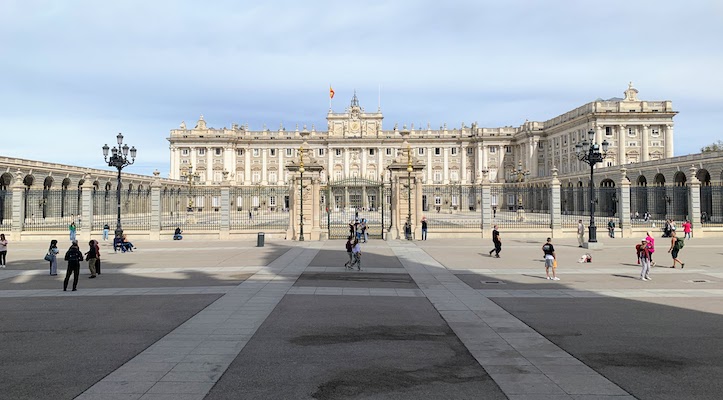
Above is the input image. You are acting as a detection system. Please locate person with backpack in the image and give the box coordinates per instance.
[645,231,656,267]
[607,219,615,238]
[668,230,685,269]
[542,237,559,280]
[636,238,652,281]
[344,236,354,270]
[63,240,84,291]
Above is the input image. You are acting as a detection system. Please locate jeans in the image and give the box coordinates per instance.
[640,257,650,278]
[422,228,427,240]
[103,229,109,241]
[87,258,97,277]
[0,250,6,265]
[70,231,76,241]
[64,263,80,290]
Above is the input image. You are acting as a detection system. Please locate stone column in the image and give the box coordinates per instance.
[328,149,334,182]
[480,171,491,239]
[498,146,506,181]
[224,147,233,177]
[343,148,350,178]
[618,167,632,238]
[286,176,297,240]
[443,147,449,184]
[220,182,230,240]
[414,175,423,239]
[688,166,703,238]
[278,149,284,185]
[391,176,400,240]
[427,149,433,182]
[595,125,603,148]
[617,125,626,166]
[361,147,367,178]
[149,174,161,240]
[550,168,562,237]
[261,149,268,185]
[79,176,94,242]
[665,125,674,158]
[244,148,251,185]
[190,147,197,175]
[11,170,25,240]
[641,125,650,162]
[475,143,482,184]
[170,147,177,179]
[461,144,467,183]
[206,147,213,183]
[377,147,383,177]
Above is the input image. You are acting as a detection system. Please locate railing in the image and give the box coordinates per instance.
[230,186,289,230]
[490,184,551,229]
[630,185,689,229]
[93,189,152,230]
[422,185,481,229]
[0,190,11,230]
[160,187,222,231]
[23,190,81,231]
[701,184,723,226]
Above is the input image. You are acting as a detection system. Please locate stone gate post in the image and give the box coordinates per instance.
[79,175,94,242]
[618,167,632,238]
[688,165,703,238]
[11,170,24,240]
[550,168,562,237]
[220,181,231,240]
[150,171,161,240]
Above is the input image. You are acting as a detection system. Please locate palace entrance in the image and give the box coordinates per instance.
[321,178,390,239]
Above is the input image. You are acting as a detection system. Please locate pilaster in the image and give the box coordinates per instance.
[311,178,322,240]
[219,182,231,240]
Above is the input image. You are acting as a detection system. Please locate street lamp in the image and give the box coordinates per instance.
[510,161,530,209]
[102,133,137,239]
[406,145,413,240]
[574,128,609,243]
[298,146,305,241]
[182,164,201,211]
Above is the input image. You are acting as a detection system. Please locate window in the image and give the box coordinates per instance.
[628,127,635,136]
[318,149,325,156]
[286,148,293,156]
[451,195,458,206]
[651,128,660,137]
[605,127,613,136]
[607,161,613,167]
[538,141,544,149]
[386,148,392,156]
[418,148,425,156]
[489,147,496,153]
[198,148,206,155]
[505,146,512,153]
[433,171,442,181]
[253,149,260,157]
[369,148,375,156]
[335,171,342,180]
[335,149,342,156]
[628,141,638,147]
[252,171,260,183]
[451,171,459,181]
[434,196,441,206]
[212,196,220,207]
[269,172,277,182]
[215,148,222,156]
[434,148,441,155]
[270,149,276,156]
[269,196,277,206]
[181,149,189,156]
[181,159,189,164]
[467,147,473,155]
[451,148,458,155]
[237,149,244,156]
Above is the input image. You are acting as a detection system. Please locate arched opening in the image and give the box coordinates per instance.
[673,171,687,187]
[633,176,649,220]
[0,173,13,224]
[654,173,666,186]
[23,175,34,220]
[599,179,617,217]
[699,169,716,224]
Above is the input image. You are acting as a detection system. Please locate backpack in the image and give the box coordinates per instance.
[345,241,352,252]
[675,238,685,250]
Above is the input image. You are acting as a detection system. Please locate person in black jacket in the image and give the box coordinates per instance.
[85,240,98,278]
[63,241,84,291]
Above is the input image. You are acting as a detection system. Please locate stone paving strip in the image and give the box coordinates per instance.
[449,267,708,275]
[478,288,723,298]
[0,286,235,298]
[0,266,264,279]
[286,286,425,297]
[304,266,407,274]
[391,242,635,400]
[75,244,322,400]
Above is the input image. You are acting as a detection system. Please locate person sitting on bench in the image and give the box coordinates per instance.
[121,234,135,252]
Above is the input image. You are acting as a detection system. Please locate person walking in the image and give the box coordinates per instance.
[637,238,652,281]
[607,219,616,238]
[489,225,501,258]
[85,240,98,278]
[421,217,428,240]
[668,230,685,269]
[683,220,692,239]
[344,236,354,270]
[68,222,77,242]
[63,241,84,291]
[645,231,656,267]
[102,223,110,241]
[0,233,7,268]
[542,237,559,280]
[577,220,585,247]
[361,219,368,243]
[47,239,59,275]
[351,238,362,271]
[93,240,101,275]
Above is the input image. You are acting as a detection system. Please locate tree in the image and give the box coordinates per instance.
[701,140,723,153]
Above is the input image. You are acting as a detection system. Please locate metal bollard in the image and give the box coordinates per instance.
[257,232,265,247]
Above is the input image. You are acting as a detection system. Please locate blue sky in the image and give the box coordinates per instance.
[2,0,722,176]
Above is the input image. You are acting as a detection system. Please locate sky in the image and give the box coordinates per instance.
[1,0,722,177]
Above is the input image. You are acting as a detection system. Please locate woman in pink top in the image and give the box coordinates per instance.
[645,231,656,267]
[683,220,692,239]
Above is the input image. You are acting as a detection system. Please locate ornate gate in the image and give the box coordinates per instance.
[320,178,390,239]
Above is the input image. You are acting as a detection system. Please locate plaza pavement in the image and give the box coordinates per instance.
[0,234,721,399]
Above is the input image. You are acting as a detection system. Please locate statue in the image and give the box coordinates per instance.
[180,121,186,129]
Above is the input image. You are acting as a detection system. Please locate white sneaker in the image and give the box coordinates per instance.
[640,277,648,281]
[546,276,551,280]
[552,277,560,281]
[645,276,651,281]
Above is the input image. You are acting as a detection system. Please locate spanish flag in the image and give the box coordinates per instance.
[329,86,335,99]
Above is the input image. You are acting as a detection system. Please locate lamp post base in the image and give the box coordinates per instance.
[583,241,604,250]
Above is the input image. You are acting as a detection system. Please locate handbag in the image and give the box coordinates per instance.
[44,252,53,262]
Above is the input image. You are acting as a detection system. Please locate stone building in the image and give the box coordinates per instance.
[167,83,676,185]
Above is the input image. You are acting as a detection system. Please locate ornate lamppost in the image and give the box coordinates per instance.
[102,133,137,239]
[182,164,201,211]
[574,128,609,243]
[298,146,305,241]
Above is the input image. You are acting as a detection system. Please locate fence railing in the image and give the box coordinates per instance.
[93,189,152,230]
[230,186,289,230]
[701,184,723,226]
[561,186,619,228]
[630,185,689,229]
[23,189,81,231]
[160,187,222,231]
[422,185,482,229]
[0,190,11,230]
[490,184,551,228]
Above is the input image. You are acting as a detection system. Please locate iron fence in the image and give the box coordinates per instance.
[561,185,620,228]
[700,184,723,226]
[160,187,222,231]
[630,185,689,229]
[322,178,388,238]
[23,189,81,231]
[422,185,482,229]
[92,189,152,230]
[0,190,11,231]
[230,186,289,230]
[490,184,551,228]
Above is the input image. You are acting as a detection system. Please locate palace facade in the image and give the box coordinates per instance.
[167,83,676,185]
